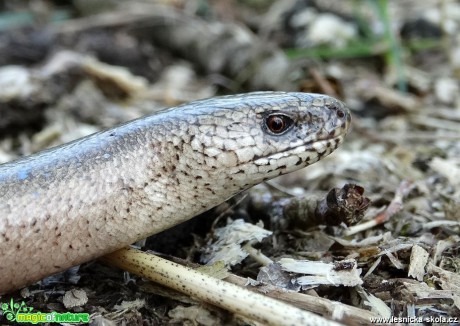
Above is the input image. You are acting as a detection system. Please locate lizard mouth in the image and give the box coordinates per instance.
[255,134,346,165]
[259,111,350,159]
[253,110,351,171]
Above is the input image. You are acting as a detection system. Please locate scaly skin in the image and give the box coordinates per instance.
[0,92,351,293]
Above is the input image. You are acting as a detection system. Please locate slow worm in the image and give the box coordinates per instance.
[0,92,350,293]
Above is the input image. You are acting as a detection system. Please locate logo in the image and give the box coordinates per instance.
[1,299,90,324]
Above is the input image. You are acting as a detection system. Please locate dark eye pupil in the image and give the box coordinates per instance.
[266,115,292,134]
[269,116,284,132]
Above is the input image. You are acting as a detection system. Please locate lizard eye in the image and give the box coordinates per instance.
[265,114,293,135]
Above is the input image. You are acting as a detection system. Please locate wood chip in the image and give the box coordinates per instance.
[408,245,429,281]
